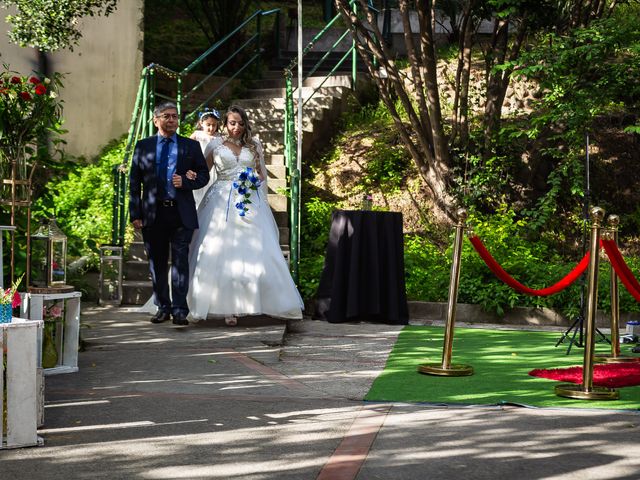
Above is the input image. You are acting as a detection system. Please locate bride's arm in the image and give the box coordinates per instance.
[253,137,268,196]
[203,136,223,175]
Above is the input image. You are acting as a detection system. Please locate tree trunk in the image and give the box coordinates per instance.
[334,0,456,221]
[451,1,475,146]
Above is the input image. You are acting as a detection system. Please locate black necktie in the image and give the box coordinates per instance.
[157,137,172,200]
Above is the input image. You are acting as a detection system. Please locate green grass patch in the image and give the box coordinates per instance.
[365,326,640,409]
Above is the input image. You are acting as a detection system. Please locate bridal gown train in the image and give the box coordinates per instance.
[187,136,303,320]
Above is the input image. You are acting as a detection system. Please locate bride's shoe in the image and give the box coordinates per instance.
[224,316,237,326]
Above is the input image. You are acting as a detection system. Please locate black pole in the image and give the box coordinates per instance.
[556,131,609,353]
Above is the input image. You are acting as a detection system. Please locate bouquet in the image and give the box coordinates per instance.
[1,274,23,308]
[233,167,262,217]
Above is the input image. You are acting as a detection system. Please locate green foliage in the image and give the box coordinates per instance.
[403,207,601,319]
[32,137,126,257]
[362,138,410,193]
[340,101,410,193]
[3,0,118,52]
[298,253,325,301]
[301,197,335,254]
[299,197,338,300]
[514,16,640,138]
[404,235,449,302]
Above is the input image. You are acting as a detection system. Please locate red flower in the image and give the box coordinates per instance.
[20,91,32,100]
[34,84,46,95]
[10,76,21,84]
[29,76,41,84]
[11,291,21,308]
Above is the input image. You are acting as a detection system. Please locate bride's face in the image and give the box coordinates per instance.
[226,112,245,138]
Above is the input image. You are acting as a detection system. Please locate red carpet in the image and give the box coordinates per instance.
[529,362,640,388]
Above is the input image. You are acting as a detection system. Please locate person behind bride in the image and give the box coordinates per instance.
[129,102,210,326]
[190,108,222,208]
[186,105,303,326]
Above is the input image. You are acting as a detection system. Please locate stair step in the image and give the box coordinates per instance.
[267,164,286,178]
[244,85,348,100]
[268,193,288,212]
[278,226,289,245]
[267,178,287,193]
[273,210,288,224]
[256,129,319,155]
[265,154,285,166]
[234,94,336,111]
[243,105,328,121]
[127,242,147,262]
[122,280,153,305]
[123,260,151,281]
[251,74,352,90]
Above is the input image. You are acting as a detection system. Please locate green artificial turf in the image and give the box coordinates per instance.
[365,326,640,409]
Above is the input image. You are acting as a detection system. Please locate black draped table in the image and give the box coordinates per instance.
[315,210,409,324]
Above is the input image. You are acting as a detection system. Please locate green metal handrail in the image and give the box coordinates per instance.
[111,9,281,247]
[283,1,368,283]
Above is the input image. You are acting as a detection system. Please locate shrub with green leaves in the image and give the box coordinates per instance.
[33,137,126,258]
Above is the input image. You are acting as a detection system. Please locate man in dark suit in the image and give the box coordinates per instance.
[129,102,210,326]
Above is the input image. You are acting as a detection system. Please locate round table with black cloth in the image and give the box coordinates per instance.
[314,210,409,324]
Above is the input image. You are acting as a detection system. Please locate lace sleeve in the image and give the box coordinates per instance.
[253,137,268,196]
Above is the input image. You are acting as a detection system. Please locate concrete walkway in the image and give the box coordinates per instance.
[2,305,640,479]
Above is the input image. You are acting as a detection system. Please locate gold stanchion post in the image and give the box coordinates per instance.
[596,214,640,364]
[555,207,619,400]
[418,208,473,376]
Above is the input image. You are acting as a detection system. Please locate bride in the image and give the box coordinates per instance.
[185,105,303,325]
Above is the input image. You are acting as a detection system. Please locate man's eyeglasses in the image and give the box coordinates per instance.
[156,113,178,120]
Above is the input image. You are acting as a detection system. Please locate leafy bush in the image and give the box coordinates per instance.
[404,207,599,318]
[299,197,338,299]
[33,137,126,259]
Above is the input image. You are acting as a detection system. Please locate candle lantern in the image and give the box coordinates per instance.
[98,245,123,305]
[29,217,68,288]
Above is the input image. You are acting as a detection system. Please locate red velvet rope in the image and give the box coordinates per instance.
[600,239,640,302]
[469,235,590,296]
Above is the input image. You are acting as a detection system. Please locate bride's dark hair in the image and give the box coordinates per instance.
[223,105,260,167]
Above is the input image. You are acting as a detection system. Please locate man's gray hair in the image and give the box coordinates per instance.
[154,102,177,117]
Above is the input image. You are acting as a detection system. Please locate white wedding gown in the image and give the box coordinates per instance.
[187,136,303,320]
[190,131,218,208]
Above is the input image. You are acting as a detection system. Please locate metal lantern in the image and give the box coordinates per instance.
[29,217,68,288]
[98,245,123,305]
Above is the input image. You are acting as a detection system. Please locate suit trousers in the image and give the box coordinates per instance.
[142,205,194,316]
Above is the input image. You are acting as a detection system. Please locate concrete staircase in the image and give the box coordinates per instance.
[121,72,356,305]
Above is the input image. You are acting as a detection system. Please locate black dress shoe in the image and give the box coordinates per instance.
[172,314,189,326]
[150,311,170,324]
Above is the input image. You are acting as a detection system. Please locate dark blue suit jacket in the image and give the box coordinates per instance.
[129,135,210,229]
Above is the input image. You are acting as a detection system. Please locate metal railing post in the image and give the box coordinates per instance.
[418,209,473,377]
[556,207,619,401]
[176,73,183,134]
[595,214,640,364]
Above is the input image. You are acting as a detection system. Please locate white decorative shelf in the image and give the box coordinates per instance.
[20,291,82,375]
[1,318,44,449]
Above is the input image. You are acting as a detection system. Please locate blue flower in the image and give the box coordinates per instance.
[232,166,262,218]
